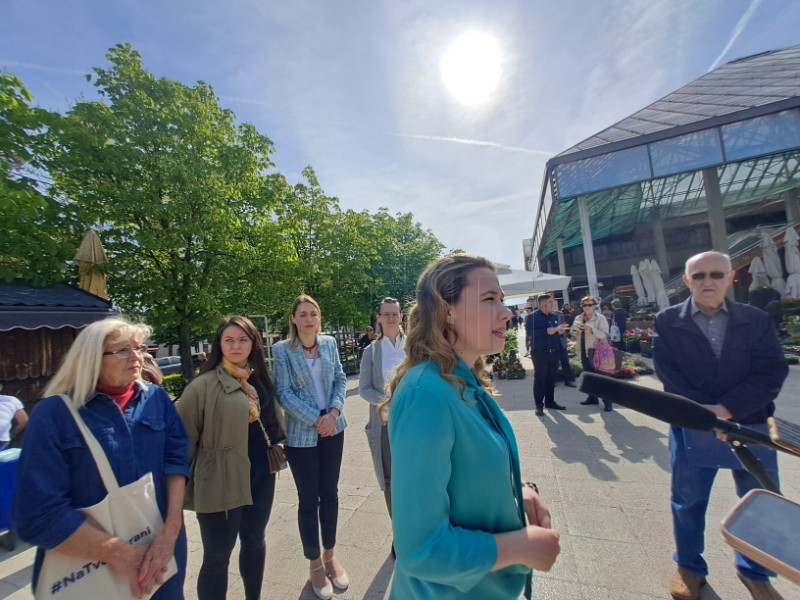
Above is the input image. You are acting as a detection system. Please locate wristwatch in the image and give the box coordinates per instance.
[523,481,539,494]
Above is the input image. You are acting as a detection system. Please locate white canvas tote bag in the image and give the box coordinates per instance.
[34,395,176,600]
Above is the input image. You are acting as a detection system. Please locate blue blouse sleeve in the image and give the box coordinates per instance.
[389,375,497,591]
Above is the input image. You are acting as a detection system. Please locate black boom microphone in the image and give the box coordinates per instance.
[579,373,791,455]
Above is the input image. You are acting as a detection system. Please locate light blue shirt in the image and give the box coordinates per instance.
[690,297,729,359]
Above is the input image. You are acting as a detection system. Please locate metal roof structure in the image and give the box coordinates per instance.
[529,44,800,270]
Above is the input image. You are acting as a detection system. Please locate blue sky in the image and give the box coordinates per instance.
[3,0,800,270]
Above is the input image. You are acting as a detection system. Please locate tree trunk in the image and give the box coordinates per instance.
[178,320,194,381]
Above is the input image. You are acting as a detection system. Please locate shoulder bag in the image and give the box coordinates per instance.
[35,395,176,600]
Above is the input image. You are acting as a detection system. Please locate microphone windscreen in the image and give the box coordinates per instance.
[579,373,717,430]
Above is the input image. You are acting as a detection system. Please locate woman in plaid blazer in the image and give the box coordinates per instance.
[273,295,348,600]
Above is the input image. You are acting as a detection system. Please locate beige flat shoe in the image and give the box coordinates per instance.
[324,556,350,590]
[309,564,333,599]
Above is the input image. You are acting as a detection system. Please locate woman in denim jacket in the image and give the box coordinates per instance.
[273,294,348,600]
[14,318,189,599]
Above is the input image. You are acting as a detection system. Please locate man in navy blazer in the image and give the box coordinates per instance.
[652,251,788,600]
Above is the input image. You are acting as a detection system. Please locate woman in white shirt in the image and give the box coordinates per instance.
[358,297,405,521]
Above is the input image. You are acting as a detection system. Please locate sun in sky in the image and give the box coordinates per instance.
[441,31,502,105]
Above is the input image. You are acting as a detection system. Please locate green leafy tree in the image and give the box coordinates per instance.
[361,208,444,313]
[0,73,78,284]
[49,44,282,377]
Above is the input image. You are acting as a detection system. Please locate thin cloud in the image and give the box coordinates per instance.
[708,0,763,71]
[219,95,278,110]
[0,59,87,76]
[382,130,553,156]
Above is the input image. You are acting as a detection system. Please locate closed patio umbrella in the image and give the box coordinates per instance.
[74,230,108,299]
[748,257,771,288]
[784,226,800,298]
[639,259,656,305]
[649,260,671,310]
[760,230,786,295]
[630,264,646,306]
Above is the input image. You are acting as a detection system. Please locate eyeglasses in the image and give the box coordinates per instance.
[689,271,729,281]
[380,313,401,319]
[581,303,596,308]
[103,345,148,360]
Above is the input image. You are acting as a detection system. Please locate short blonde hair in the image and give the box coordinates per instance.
[43,317,151,408]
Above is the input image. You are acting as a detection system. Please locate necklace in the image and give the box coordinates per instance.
[301,340,318,351]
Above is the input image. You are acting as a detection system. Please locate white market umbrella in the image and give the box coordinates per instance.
[784,226,800,297]
[630,264,647,306]
[650,260,671,310]
[761,230,786,294]
[748,257,771,288]
[639,260,656,304]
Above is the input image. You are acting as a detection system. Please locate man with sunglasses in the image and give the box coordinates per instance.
[652,251,788,600]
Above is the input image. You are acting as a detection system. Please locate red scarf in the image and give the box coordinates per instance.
[96,382,137,412]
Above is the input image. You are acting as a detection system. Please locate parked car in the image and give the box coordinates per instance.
[154,356,182,376]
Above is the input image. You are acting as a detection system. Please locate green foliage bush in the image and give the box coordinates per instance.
[161,374,187,399]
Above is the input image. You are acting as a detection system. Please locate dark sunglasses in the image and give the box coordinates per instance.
[689,271,729,281]
[581,303,596,307]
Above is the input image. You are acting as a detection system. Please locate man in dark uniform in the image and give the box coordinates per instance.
[531,293,568,416]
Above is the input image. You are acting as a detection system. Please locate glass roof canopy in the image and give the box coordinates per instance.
[529,44,800,271]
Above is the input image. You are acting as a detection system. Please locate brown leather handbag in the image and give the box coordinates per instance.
[257,419,288,473]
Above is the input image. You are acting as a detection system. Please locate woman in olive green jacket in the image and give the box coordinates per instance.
[177,316,286,600]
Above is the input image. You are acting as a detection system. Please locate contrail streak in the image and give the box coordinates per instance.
[708,0,763,71]
[0,59,87,76]
[383,131,553,156]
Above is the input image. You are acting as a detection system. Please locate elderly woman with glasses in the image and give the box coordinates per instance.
[13,317,190,599]
[570,295,613,411]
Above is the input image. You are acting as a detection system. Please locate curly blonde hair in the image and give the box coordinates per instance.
[381,254,497,420]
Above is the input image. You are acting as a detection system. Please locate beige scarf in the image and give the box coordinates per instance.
[222,358,260,423]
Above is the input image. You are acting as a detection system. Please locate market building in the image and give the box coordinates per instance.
[524,44,800,307]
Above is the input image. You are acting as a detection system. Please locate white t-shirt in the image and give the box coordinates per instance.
[0,394,24,442]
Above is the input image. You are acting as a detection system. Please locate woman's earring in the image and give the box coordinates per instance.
[447,316,454,326]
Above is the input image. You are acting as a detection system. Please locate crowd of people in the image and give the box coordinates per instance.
[6,249,791,600]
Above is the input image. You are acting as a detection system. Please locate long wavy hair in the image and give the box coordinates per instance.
[202,315,277,401]
[286,294,322,349]
[43,317,151,408]
[382,255,497,418]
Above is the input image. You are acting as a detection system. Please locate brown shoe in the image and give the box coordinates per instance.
[669,567,706,600]
[737,573,784,600]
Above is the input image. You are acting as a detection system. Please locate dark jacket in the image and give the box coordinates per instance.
[652,298,787,424]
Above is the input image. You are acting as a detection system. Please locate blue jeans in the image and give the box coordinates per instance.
[670,427,778,581]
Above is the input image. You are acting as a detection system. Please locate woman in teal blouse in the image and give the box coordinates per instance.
[383,254,561,599]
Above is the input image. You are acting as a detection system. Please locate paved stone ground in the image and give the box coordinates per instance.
[2,330,799,599]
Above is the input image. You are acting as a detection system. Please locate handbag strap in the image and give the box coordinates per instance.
[255,416,273,448]
[58,394,121,493]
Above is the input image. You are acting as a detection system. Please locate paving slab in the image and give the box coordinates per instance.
[2,331,799,599]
